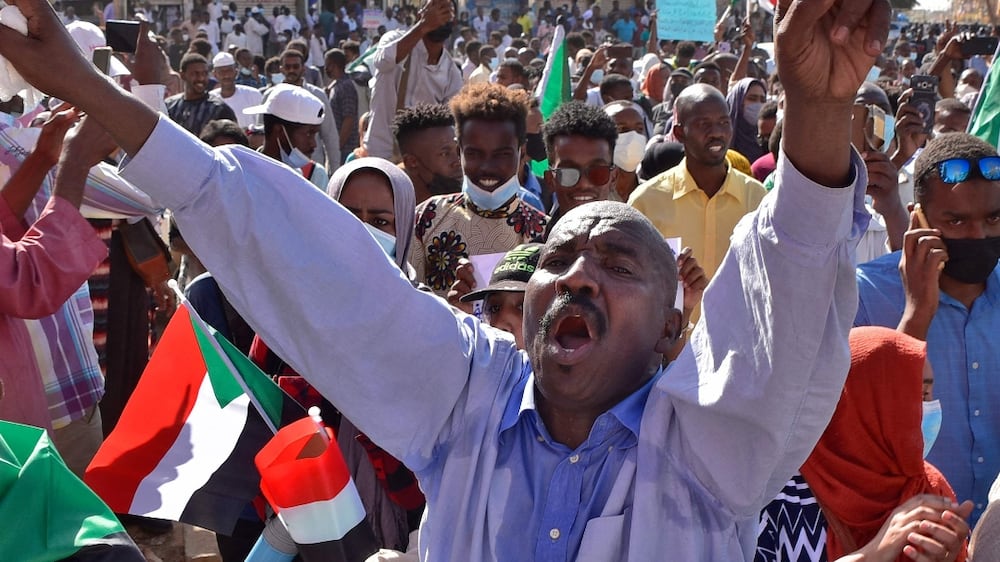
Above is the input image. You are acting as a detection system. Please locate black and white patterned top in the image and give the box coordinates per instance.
[756,473,828,562]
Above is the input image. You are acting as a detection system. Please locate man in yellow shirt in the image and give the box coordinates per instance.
[629,84,766,282]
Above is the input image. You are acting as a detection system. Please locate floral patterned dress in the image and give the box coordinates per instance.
[411,193,548,294]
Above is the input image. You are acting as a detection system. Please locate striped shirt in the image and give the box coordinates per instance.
[165,93,238,136]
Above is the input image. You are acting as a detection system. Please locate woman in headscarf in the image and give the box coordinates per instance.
[726,77,768,163]
[246,158,424,560]
[641,60,669,106]
[603,99,652,202]
[326,157,416,278]
[756,326,972,562]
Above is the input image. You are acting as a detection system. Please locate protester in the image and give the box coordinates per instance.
[209,51,263,129]
[243,83,329,190]
[856,133,1000,525]
[726,77,768,162]
[365,0,464,160]
[410,83,548,294]
[266,49,339,169]
[0,109,108,449]
[629,84,767,284]
[393,103,463,203]
[166,52,237,135]
[323,48,359,165]
[756,326,972,562]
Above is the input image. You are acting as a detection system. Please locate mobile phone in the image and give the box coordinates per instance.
[909,74,939,134]
[607,44,632,59]
[960,36,999,57]
[868,105,888,152]
[93,46,112,75]
[851,104,870,152]
[105,19,141,53]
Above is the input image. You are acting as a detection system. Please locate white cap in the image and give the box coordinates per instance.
[250,7,261,14]
[212,51,235,68]
[66,21,131,77]
[243,84,325,125]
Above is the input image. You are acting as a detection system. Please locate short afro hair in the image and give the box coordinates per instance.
[542,101,618,161]
[936,97,971,116]
[913,133,999,205]
[393,104,455,153]
[199,119,249,147]
[449,82,530,145]
[598,73,633,98]
[180,52,209,72]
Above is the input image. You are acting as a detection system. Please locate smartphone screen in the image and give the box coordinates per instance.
[92,46,112,75]
[961,36,1000,57]
[105,19,141,53]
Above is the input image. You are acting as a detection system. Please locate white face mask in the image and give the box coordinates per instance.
[363,222,397,259]
[614,130,646,173]
[487,57,499,70]
[922,399,942,459]
[462,174,520,211]
[270,73,285,85]
[279,127,311,169]
[589,68,604,85]
[743,102,763,126]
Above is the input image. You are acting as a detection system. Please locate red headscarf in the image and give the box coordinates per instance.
[801,327,967,562]
[641,63,668,105]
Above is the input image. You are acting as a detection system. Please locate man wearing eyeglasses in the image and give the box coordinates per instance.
[856,132,1000,526]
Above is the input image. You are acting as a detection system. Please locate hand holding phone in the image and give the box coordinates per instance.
[106,19,141,53]
[909,75,939,133]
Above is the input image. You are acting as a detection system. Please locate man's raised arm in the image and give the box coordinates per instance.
[0,0,503,471]
[649,0,890,520]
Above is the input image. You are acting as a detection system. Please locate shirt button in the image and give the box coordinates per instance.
[549,528,560,540]
[978,503,985,509]
[536,435,545,442]
[975,409,981,416]
[569,454,580,464]
[978,456,985,463]
[972,362,980,369]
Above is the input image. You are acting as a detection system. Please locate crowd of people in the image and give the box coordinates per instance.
[2,0,1000,559]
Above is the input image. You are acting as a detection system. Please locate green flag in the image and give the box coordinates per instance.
[531,25,571,177]
[968,43,1000,148]
[0,421,144,562]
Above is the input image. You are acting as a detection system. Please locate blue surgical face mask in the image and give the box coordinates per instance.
[270,73,285,84]
[363,222,397,259]
[922,399,942,458]
[279,127,311,169]
[240,66,252,75]
[866,65,882,82]
[590,68,604,85]
[462,174,520,211]
[880,114,896,154]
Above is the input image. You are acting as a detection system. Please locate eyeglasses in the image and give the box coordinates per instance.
[931,157,1000,184]
[549,165,614,188]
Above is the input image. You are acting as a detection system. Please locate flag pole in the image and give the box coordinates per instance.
[167,280,279,435]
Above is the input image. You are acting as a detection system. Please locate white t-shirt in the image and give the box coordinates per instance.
[211,85,264,129]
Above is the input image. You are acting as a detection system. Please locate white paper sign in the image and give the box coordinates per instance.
[468,252,507,318]
[665,237,684,313]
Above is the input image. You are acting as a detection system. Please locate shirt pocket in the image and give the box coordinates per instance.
[576,512,627,562]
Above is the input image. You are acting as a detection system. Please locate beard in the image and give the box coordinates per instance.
[427,173,462,195]
[425,22,453,43]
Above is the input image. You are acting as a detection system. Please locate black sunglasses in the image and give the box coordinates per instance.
[548,165,614,188]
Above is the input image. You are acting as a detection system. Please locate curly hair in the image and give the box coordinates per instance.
[393,104,455,153]
[449,83,530,145]
[914,133,999,205]
[542,101,618,161]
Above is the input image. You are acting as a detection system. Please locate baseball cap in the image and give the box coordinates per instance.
[66,21,130,77]
[212,51,236,68]
[250,7,261,14]
[460,244,542,302]
[242,84,325,125]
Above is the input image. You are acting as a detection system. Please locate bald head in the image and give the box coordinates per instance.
[548,201,678,302]
[674,84,728,125]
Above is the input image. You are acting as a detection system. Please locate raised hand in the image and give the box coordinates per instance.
[897,208,948,340]
[776,0,890,104]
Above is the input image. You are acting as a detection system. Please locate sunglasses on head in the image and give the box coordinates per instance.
[549,165,614,188]
[931,157,1000,184]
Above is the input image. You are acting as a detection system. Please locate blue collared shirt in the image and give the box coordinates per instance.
[122,117,867,561]
[857,251,1000,524]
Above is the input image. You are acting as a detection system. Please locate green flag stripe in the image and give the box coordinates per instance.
[969,63,1000,149]
[215,332,285,429]
[190,312,245,408]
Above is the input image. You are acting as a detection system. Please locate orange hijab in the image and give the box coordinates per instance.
[800,327,967,562]
[641,63,668,105]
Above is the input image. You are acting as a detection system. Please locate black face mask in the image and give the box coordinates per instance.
[669,82,687,99]
[425,22,453,43]
[427,173,463,195]
[942,236,1000,284]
